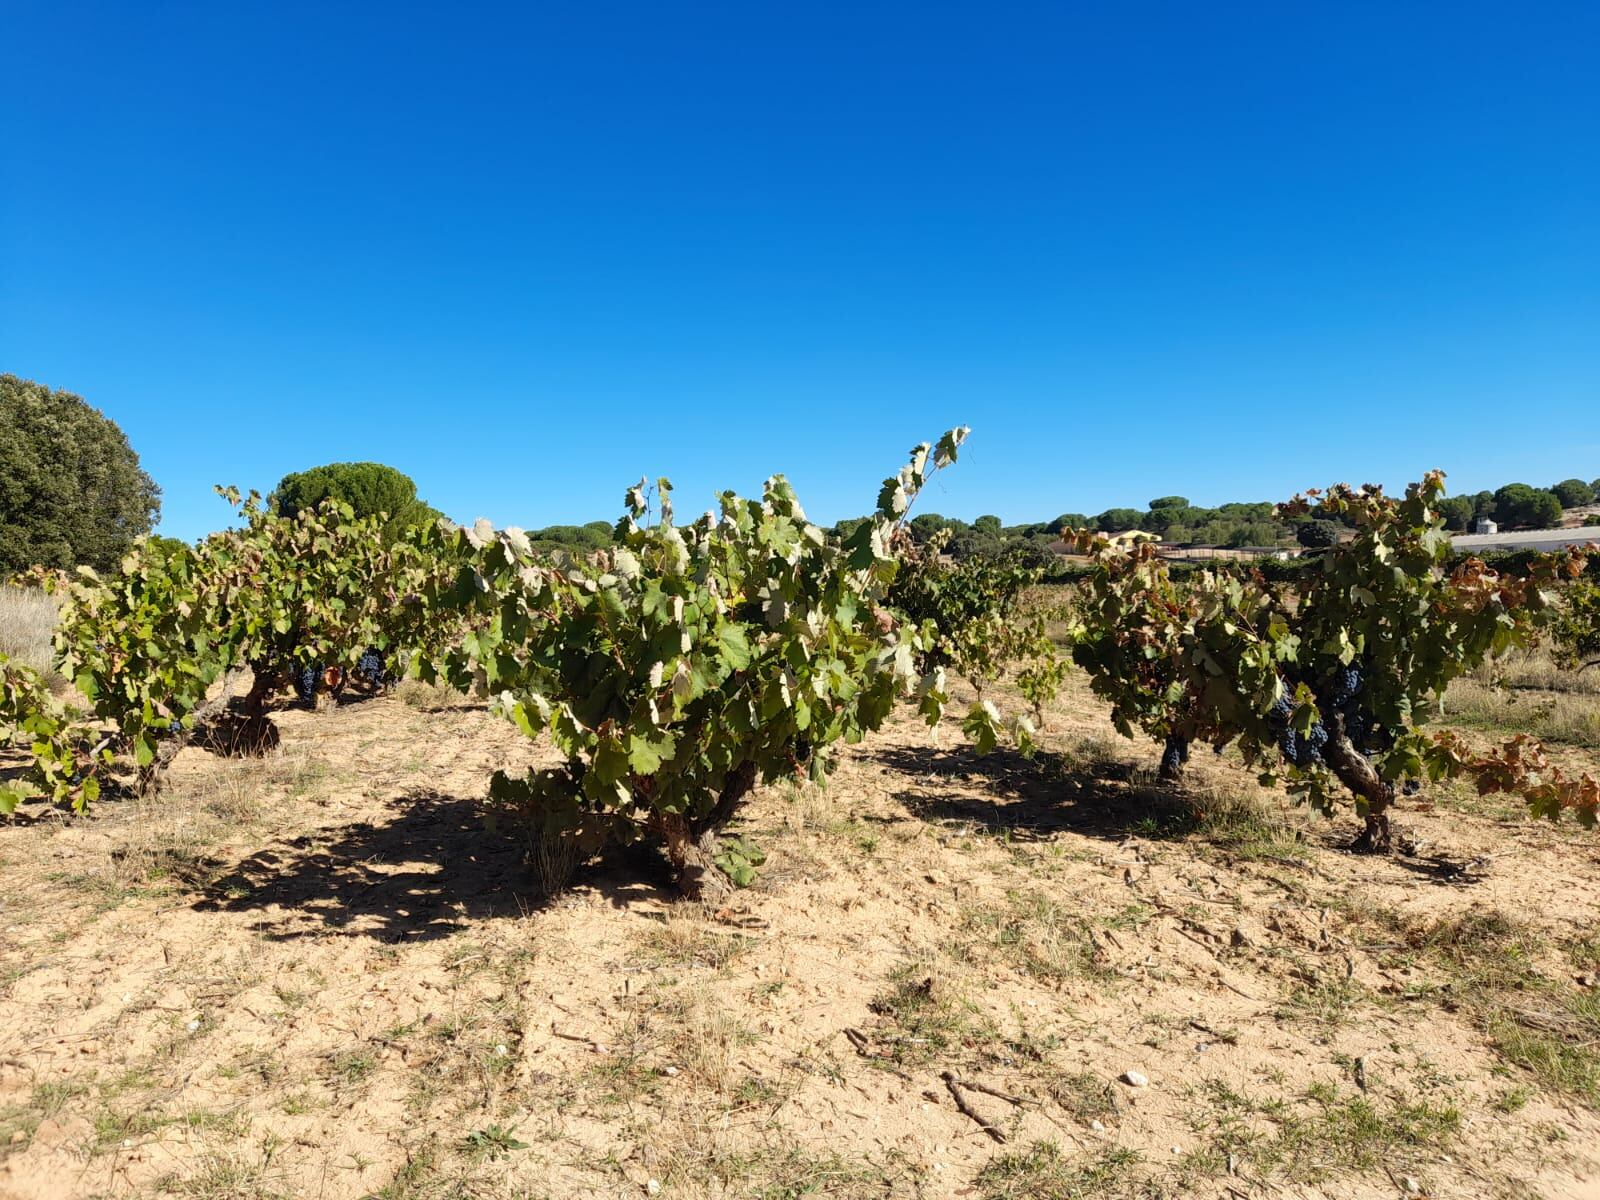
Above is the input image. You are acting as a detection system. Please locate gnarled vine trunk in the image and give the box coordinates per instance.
[209,663,283,757]
[659,815,732,904]
[138,689,233,794]
[1321,730,1395,852]
[658,760,761,902]
[136,668,259,793]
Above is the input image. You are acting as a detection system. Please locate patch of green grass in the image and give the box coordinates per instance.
[582,1042,663,1107]
[273,984,311,1010]
[46,870,140,912]
[181,1107,252,1138]
[279,1091,318,1116]
[364,1141,479,1200]
[1486,994,1600,1103]
[0,1079,90,1149]
[1277,976,1366,1028]
[958,892,1117,985]
[1046,1072,1120,1125]
[750,978,787,1001]
[866,964,995,1068]
[329,1047,379,1086]
[977,1141,1143,1199]
[661,1140,898,1199]
[1493,1084,1533,1113]
[730,1073,782,1110]
[1183,1078,1461,1183]
[92,1106,171,1150]
[156,1153,290,1200]
[1368,909,1600,1105]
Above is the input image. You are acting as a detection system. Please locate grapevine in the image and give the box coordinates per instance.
[413,430,974,898]
[888,536,1070,731]
[1070,471,1597,849]
[23,492,457,798]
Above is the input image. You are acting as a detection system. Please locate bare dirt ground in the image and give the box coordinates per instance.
[3,671,1600,1200]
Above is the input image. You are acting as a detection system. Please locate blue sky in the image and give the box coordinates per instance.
[3,2,1596,539]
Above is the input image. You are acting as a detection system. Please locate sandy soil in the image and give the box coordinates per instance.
[2,675,1599,1200]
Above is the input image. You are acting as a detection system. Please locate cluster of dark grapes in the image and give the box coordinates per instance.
[353,648,390,689]
[1160,734,1190,776]
[1267,687,1329,768]
[290,649,389,709]
[1326,663,1373,750]
[293,663,322,708]
[1267,661,1411,783]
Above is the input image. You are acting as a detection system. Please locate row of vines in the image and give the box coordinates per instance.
[3,434,1597,899]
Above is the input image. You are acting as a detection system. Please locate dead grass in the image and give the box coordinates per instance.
[633,916,755,971]
[393,679,468,711]
[1443,678,1600,748]
[1470,644,1600,696]
[956,890,1124,985]
[0,586,61,684]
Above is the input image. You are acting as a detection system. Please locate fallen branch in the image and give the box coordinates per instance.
[941,1071,1007,1143]
[841,1028,912,1080]
[944,1073,1027,1106]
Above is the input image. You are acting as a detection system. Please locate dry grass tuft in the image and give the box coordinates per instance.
[655,986,749,1092]
[394,679,467,710]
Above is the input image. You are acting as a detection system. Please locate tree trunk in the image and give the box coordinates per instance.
[241,664,281,721]
[209,663,283,758]
[1321,730,1395,852]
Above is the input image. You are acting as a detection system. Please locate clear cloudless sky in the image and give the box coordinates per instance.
[3,1,1597,539]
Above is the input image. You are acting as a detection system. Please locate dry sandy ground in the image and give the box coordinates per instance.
[2,675,1599,1200]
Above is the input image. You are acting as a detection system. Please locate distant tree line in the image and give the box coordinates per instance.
[830,496,1292,562]
[1436,479,1599,533]
[831,474,1599,564]
[3,372,1595,575]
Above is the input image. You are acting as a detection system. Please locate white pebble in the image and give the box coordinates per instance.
[1120,1070,1149,1087]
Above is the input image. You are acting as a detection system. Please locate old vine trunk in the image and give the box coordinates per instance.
[1321,730,1395,852]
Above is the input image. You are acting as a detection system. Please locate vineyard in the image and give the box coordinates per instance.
[3,435,1600,1199]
